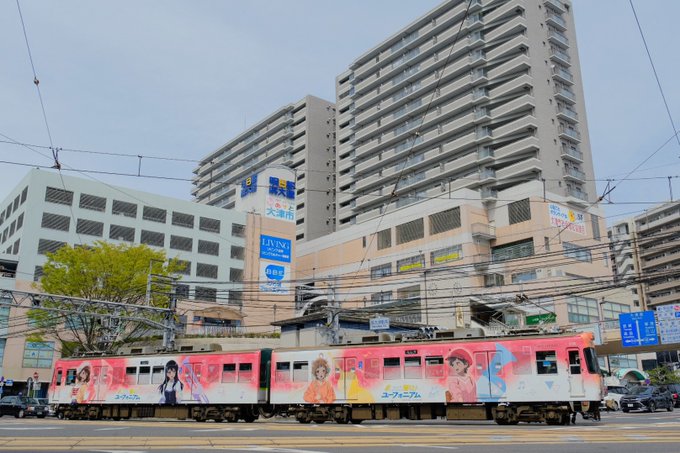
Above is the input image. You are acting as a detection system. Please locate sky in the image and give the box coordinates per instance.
[1,0,679,227]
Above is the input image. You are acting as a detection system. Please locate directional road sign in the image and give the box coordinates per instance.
[619,311,659,347]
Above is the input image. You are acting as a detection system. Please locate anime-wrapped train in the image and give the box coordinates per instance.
[49,331,602,425]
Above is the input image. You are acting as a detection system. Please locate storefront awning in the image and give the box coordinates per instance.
[193,306,243,321]
[613,368,648,381]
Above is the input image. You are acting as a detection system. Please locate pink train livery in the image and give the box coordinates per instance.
[50,331,602,425]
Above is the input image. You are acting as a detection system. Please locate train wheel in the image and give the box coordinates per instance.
[242,413,256,423]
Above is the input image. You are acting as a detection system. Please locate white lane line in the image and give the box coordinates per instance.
[0,427,61,430]
[95,427,130,431]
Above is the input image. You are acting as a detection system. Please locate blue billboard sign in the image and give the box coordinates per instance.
[259,235,291,263]
[619,311,659,347]
[240,174,258,198]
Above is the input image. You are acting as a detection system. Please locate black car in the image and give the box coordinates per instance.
[0,396,48,418]
[661,384,680,408]
[620,386,674,413]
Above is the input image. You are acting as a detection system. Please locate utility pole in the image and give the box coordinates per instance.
[162,277,178,351]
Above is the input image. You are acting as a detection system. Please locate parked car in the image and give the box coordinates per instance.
[37,398,56,417]
[0,396,48,418]
[620,386,674,413]
[602,385,630,411]
[661,384,680,408]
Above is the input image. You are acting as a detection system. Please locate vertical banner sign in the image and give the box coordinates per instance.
[548,203,586,235]
[259,262,290,294]
[265,176,296,222]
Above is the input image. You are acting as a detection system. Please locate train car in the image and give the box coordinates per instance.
[269,332,602,425]
[49,349,270,422]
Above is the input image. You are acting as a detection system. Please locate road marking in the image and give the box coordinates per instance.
[240,448,330,453]
[192,428,258,432]
[0,427,61,430]
[400,446,458,450]
[95,427,130,431]
[92,451,148,453]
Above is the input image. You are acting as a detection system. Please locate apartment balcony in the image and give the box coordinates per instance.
[480,187,498,202]
[472,253,491,269]
[552,66,574,85]
[554,86,577,104]
[494,136,540,162]
[471,223,496,240]
[557,106,579,123]
[544,0,566,14]
[477,168,497,184]
[563,167,586,182]
[637,213,680,234]
[647,292,680,307]
[642,251,680,270]
[545,11,567,30]
[561,144,583,162]
[492,115,538,141]
[496,157,541,182]
[565,187,589,206]
[489,94,534,119]
[478,146,495,164]
[648,279,680,295]
[548,30,569,48]
[550,48,571,66]
[487,54,531,81]
[558,125,581,142]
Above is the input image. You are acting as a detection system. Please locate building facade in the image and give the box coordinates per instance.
[192,95,336,242]
[334,0,595,228]
[0,169,248,395]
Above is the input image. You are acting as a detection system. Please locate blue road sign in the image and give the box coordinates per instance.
[619,311,659,347]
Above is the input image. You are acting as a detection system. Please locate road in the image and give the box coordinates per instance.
[0,410,678,452]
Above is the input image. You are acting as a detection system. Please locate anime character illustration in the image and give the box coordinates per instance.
[158,360,184,405]
[445,349,476,403]
[71,365,91,404]
[304,356,336,404]
[181,359,209,403]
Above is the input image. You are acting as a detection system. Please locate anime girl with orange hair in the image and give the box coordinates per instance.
[303,356,336,404]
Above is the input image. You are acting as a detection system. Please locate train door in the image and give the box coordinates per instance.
[474,351,505,400]
[92,365,109,402]
[567,349,585,397]
[333,357,358,401]
[184,362,203,401]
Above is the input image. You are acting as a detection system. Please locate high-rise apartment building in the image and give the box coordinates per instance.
[192,95,336,242]
[334,0,595,227]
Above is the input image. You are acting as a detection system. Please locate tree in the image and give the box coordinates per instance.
[646,365,679,385]
[28,241,182,354]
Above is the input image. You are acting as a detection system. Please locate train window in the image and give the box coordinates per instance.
[138,366,151,384]
[125,366,137,384]
[239,363,253,382]
[293,361,309,382]
[583,348,600,374]
[568,350,581,375]
[513,347,532,375]
[222,364,236,383]
[276,362,291,382]
[365,358,381,379]
[425,356,444,378]
[55,369,63,386]
[384,357,401,380]
[66,369,77,385]
[152,366,165,384]
[404,357,422,379]
[535,351,557,374]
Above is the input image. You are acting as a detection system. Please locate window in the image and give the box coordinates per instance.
[152,366,165,384]
[198,240,219,256]
[229,290,243,306]
[41,212,70,231]
[16,212,24,230]
[276,362,290,382]
[370,263,392,279]
[138,366,151,384]
[492,239,534,262]
[567,295,598,323]
[425,356,444,378]
[232,223,246,238]
[396,218,424,245]
[45,187,73,206]
[568,350,581,375]
[377,228,392,250]
[239,363,253,382]
[293,361,309,382]
[602,301,630,321]
[199,217,220,233]
[140,230,164,247]
[112,200,137,218]
[55,369,62,386]
[591,214,601,241]
[66,369,77,385]
[536,351,557,374]
[196,263,218,279]
[563,241,592,262]
[584,348,600,374]
[511,270,537,283]
[143,206,167,223]
[109,224,135,242]
[429,207,461,234]
[195,286,217,302]
[172,212,194,228]
[384,357,401,380]
[76,219,104,237]
[404,357,422,379]
[509,198,531,224]
[370,291,392,306]
[431,245,462,265]
[21,187,28,203]
[170,235,192,251]
[22,341,54,368]
[37,239,66,255]
[125,367,137,385]
[12,239,20,255]
[34,266,43,282]
[230,245,244,260]
[175,284,189,299]
[79,194,106,212]
[222,364,236,383]
[396,254,424,273]
[176,260,191,276]
[230,268,243,282]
